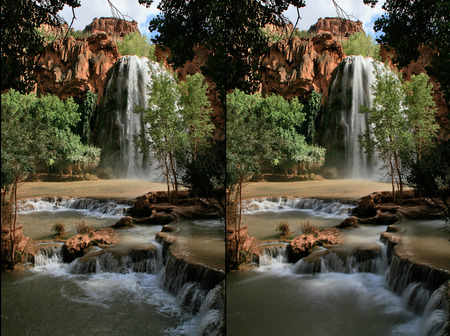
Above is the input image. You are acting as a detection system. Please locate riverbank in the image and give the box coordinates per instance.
[17,179,171,200]
[242,179,395,200]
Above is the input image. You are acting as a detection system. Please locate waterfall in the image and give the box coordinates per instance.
[259,243,289,266]
[98,55,164,179]
[243,197,356,216]
[321,56,380,178]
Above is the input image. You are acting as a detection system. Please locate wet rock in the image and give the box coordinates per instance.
[161,224,178,233]
[335,216,359,229]
[359,212,402,225]
[111,216,134,229]
[287,228,342,262]
[353,193,379,217]
[63,228,115,262]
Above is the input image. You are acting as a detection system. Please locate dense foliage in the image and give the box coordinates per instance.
[1,90,101,187]
[135,71,215,205]
[364,0,450,103]
[116,32,156,60]
[1,0,81,92]
[139,0,306,97]
[342,31,381,60]
[226,90,326,266]
[359,68,439,204]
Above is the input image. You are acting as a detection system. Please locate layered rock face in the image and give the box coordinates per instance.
[35,34,121,102]
[309,17,363,37]
[84,17,139,39]
[260,33,345,101]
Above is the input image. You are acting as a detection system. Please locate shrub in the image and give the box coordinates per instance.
[51,222,66,237]
[76,220,94,235]
[116,32,156,60]
[301,221,319,235]
[342,32,381,60]
[276,222,291,237]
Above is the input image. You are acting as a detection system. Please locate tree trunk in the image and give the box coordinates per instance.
[168,151,178,205]
[393,151,403,205]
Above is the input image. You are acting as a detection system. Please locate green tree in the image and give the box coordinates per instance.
[359,67,407,204]
[116,31,156,60]
[304,91,322,144]
[359,69,439,205]
[139,0,306,97]
[342,31,381,60]
[1,0,81,92]
[76,90,98,145]
[226,90,270,268]
[135,70,182,204]
[1,90,51,269]
[364,0,450,103]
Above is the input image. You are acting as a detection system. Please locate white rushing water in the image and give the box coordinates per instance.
[244,197,356,217]
[17,197,132,217]
[100,55,167,179]
[323,56,384,178]
[24,226,224,335]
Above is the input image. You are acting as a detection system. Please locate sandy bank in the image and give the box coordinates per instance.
[17,179,172,200]
[242,179,395,200]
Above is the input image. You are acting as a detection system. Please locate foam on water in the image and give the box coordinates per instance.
[244,197,355,218]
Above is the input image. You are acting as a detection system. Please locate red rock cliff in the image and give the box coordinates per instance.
[84,17,139,39]
[259,33,345,101]
[309,17,363,37]
[35,34,121,102]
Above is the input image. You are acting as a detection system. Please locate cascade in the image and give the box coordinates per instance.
[321,55,380,178]
[98,55,164,179]
[32,234,224,336]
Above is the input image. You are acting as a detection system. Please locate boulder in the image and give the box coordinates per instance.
[287,228,342,262]
[353,194,379,217]
[359,211,401,225]
[335,216,359,229]
[111,216,134,229]
[63,228,115,262]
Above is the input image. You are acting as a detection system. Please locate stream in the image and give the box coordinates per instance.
[1,197,225,336]
[227,197,449,336]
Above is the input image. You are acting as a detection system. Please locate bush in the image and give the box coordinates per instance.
[342,32,381,60]
[116,32,156,60]
[276,222,291,237]
[301,221,319,235]
[51,222,66,237]
[76,220,94,235]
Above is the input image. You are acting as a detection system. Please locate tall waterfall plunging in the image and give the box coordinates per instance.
[98,56,163,179]
[321,56,379,178]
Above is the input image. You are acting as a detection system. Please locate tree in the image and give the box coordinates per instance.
[1,90,52,269]
[226,90,271,267]
[139,0,306,97]
[342,31,381,60]
[135,71,215,206]
[364,0,450,103]
[116,31,156,60]
[359,68,439,205]
[1,0,81,92]
[359,66,408,204]
[135,69,183,204]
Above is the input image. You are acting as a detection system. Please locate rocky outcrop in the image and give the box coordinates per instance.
[35,34,121,102]
[84,17,139,39]
[260,32,345,101]
[63,227,116,262]
[308,17,363,37]
[352,191,444,223]
[1,225,35,267]
[287,227,342,262]
[226,224,259,269]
